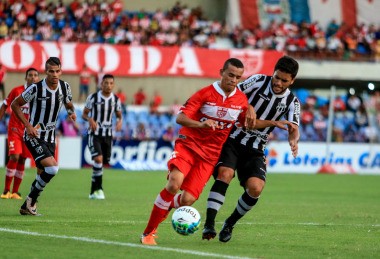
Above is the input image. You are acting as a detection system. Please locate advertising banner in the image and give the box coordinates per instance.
[0,40,283,78]
[82,138,174,171]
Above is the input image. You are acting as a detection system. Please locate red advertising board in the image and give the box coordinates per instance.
[0,40,283,78]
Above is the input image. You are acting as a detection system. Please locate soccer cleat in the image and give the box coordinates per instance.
[140,232,157,246]
[219,222,234,242]
[11,192,22,200]
[89,189,105,200]
[1,191,11,199]
[19,196,39,216]
[202,225,217,240]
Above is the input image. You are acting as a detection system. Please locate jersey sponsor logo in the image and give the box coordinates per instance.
[259,93,270,101]
[216,107,228,118]
[276,102,287,113]
[38,97,50,100]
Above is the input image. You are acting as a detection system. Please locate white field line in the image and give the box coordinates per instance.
[0,227,255,259]
[2,219,380,227]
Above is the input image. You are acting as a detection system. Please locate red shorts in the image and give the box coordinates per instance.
[167,141,215,200]
[7,127,31,158]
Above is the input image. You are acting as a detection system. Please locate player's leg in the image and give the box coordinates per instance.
[11,156,27,199]
[219,155,266,242]
[203,139,239,240]
[88,135,105,199]
[20,138,58,215]
[1,154,18,199]
[141,143,193,245]
[141,167,184,245]
[2,134,22,198]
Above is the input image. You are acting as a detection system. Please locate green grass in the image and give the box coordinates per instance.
[0,168,379,259]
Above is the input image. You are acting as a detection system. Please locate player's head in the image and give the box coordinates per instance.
[25,67,39,86]
[101,74,115,96]
[271,56,299,95]
[45,57,61,71]
[220,58,244,94]
[45,57,62,86]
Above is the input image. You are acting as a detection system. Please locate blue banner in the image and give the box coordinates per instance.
[82,138,174,171]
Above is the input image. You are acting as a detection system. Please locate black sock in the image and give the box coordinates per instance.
[29,171,54,201]
[226,190,259,226]
[205,180,229,227]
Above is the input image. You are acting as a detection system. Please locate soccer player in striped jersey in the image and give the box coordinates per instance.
[202,56,301,242]
[82,74,123,200]
[140,58,257,246]
[0,68,39,200]
[11,57,77,216]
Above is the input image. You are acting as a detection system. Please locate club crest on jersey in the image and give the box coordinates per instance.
[58,94,64,102]
[217,107,228,118]
[276,102,286,113]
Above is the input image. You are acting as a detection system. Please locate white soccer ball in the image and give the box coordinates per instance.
[171,206,201,236]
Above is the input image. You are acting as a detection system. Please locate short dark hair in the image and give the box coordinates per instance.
[45,57,61,70]
[102,74,114,81]
[274,56,299,79]
[25,67,38,77]
[222,58,244,71]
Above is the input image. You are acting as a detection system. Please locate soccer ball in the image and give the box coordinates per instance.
[171,206,201,236]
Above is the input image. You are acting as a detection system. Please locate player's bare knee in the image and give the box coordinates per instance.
[217,166,234,183]
[180,192,196,206]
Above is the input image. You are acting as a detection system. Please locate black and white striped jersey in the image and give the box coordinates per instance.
[84,91,122,137]
[21,78,73,143]
[229,74,300,151]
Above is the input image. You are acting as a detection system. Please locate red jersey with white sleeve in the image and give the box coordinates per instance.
[3,84,29,131]
[176,82,248,165]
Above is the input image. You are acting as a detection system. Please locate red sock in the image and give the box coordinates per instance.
[12,171,24,193]
[12,163,25,193]
[144,188,175,234]
[169,193,182,209]
[4,160,17,193]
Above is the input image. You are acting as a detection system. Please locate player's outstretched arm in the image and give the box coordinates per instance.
[176,113,218,130]
[254,120,291,130]
[288,124,300,158]
[11,96,37,137]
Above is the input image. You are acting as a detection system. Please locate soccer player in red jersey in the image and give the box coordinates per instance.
[140,58,255,246]
[0,68,39,199]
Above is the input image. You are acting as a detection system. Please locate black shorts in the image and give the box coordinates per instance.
[88,134,112,164]
[24,135,56,170]
[214,138,267,186]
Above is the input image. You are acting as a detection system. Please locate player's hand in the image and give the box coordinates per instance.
[69,113,77,122]
[244,105,256,130]
[289,139,298,158]
[26,124,39,137]
[273,120,292,130]
[116,119,122,132]
[89,118,97,131]
[201,119,219,130]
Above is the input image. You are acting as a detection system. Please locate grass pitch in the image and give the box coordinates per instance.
[0,168,379,259]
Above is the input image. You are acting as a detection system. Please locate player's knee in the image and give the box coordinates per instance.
[45,165,59,175]
[217,166,234,184]
[180,192,196,206]
[246,179,265,197]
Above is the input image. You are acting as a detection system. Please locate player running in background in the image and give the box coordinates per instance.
[140,58,257,246]
[82,74,123,200]
[0,68,39,199]
[12,57,76,216]
[202,56,300,242]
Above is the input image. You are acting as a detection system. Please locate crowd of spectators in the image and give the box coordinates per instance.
[1,1,380,143]
[271,89,380,143]
[1,0,380,61]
